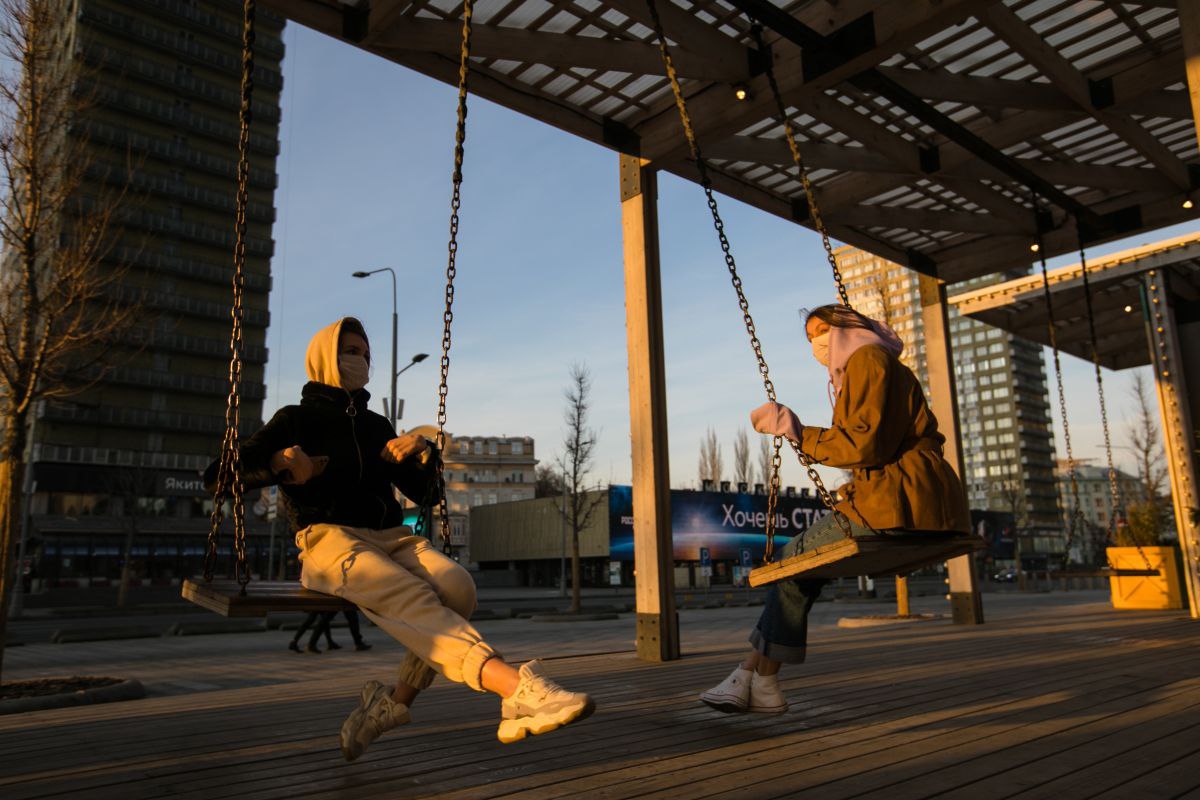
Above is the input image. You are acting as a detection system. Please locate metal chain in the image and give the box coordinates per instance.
[1033,203,1082,567]
[1077,235,1151,573]
[434,0,473,556]
[645,0,852,565]
[204,0,255,590]
[749,25,849,307]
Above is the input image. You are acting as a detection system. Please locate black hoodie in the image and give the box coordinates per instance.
[204,380,439,532]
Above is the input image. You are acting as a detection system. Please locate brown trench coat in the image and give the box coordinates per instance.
[799,344,971,533]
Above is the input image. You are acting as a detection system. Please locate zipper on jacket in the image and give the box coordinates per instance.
[347,395,387,529]
[346,398,364,479]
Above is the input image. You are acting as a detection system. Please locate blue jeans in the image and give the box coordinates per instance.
[750,513,948,664]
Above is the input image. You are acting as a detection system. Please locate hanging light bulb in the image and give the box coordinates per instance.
[1124,304,1133,313]
[1030,242,1040,253]
[733,84,750,102]
[1184,197,1195,210]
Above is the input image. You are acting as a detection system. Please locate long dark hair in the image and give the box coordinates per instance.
[802,304,875,331]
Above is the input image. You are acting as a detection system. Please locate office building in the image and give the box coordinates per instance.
[21,1,286,591]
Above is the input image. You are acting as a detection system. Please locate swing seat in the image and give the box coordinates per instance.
[749,534,983,587]
[181,578,352,618]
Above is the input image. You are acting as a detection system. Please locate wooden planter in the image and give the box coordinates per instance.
[1107,545,1185,610]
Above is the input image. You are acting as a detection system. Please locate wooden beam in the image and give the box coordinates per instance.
[832,205,1030,235]
[708,136,1172,193]
[879,66,1193,119]
[664,160,919,270]
[819,45,1183,214]
[636,0,999,164]
[980,4,1192,192]
[918,275,983,625]
[817,109,1080,211]
[1183,0,1200,161]
[936,193,1200,280]
[372,18,745,81]
[620,155,679,661]
[602,0,751,77]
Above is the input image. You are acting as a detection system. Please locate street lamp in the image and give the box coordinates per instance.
[393,353,429,424]
[350,267,398,431]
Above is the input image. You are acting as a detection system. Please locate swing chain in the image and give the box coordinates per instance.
[1077,238,1153,574]
[434,0,473,555]
[748,25,849,307]
[1033,201,1083,566]
[204,0,255,589]
[645,0,852,560]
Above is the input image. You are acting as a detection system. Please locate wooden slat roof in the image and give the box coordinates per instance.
[263,0,1200,284]
[948,231,1200,370]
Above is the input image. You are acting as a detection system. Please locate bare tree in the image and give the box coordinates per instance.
[732,428,752,486]
[534,463,565,499]
[0,0,140,678]
[1121,372,1169,546]
[557,363,604,614]
[698,427,723,487]
[756,435,772,488]
[106,462,153,608]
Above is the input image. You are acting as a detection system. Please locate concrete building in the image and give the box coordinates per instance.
[21,1,286,590]
[1055,461,1142,534]
[835,246,1061,553]
[439,435,538,562]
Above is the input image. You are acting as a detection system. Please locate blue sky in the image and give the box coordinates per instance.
[264,24,1200,491]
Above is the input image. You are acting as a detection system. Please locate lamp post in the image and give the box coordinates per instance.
[351,268,397,429]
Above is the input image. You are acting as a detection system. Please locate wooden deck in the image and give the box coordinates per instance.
[2,598,1199,799]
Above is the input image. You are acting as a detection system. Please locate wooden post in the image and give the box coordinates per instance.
[919,274,984,624]
[895,576,910,616]
[620,154,680,660]
[1141,272,1200,618]
[1182,0,1200,158]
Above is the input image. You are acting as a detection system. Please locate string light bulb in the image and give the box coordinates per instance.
[1185,197,1195,210]
[1030,242,1040,253]
[733,84,750,102]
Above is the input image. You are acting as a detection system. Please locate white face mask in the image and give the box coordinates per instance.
[810,332,831,367]
[338,354,370,391]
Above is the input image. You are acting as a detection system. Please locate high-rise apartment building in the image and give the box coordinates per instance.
[22,1,285,588]
[834,247,1061,546]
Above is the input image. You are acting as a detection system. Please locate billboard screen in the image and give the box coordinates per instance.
[608,485,829,562]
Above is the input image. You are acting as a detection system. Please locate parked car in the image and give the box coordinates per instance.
[992,568,1018,583]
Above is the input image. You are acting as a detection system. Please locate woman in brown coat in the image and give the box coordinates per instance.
[700,304,970,714]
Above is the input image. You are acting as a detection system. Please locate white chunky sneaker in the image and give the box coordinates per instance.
[340,680,411,761]
[699,666,752,713]
[497,660,595,744]
[748,671,788,713]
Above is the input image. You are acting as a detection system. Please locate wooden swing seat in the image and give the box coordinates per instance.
[181,578,351,618]
[749,534,983,587]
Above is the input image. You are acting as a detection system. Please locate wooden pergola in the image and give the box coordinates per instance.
[950,232,1200,617]
[261,0,1200,652]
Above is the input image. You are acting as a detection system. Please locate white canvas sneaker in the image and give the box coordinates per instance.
[699,666,752,713]
[497,660,595,744]
[340,680,411,761]
[748,671,788,713]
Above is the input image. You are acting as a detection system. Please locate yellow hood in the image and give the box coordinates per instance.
[305,317,361,388]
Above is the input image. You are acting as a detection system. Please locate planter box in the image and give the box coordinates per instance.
[1107,546,1184,610]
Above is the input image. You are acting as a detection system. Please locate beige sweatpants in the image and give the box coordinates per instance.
[296,523,497,692]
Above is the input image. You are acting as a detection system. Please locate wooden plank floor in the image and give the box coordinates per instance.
[2,598,1198,799]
